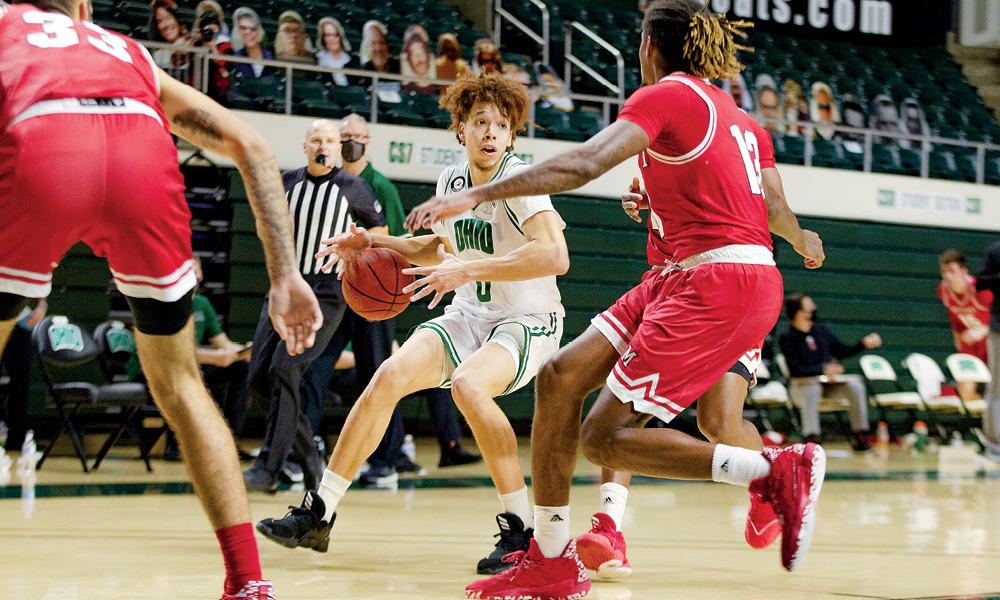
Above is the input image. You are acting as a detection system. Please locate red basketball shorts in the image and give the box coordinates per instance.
[592,263,783,423]
[0,108,195,301]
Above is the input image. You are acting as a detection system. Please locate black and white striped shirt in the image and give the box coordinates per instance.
[281,167,385,275]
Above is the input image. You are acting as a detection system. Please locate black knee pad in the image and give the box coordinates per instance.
[127,293,194,336]
[0,293,29,321]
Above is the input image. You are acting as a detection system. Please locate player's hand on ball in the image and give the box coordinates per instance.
[268,273,323,356]
[316,223,373,274]
[622,176,648,223]
[405,191,477,232]
[401,244,468,309]
[795,229,825,269]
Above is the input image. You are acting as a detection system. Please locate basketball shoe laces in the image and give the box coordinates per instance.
[496,549,538,579]
[589,514,622,545]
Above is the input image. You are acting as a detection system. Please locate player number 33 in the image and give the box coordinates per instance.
[22,11,133,63]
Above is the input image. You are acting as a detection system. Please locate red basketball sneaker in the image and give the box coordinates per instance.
[754,442,826,571]
[746,446,781,549]
[221,580,274,600]
[745,483,781,549]
[465,538,591,600]
[575,513,632,580]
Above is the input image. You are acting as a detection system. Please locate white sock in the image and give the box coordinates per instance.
[498,487,533,528]
[711,444,771,487]
[598,482,629,530]
[317,469,351,522]
[534,505,571,558]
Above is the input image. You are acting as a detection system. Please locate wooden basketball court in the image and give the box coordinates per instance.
[2,439,1000,599]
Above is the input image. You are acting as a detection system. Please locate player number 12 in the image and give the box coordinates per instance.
[729,125,763,195]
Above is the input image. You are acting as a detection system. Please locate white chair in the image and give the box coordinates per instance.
[945,353,990,417]
[902,353,971,437]
[745,362,796,432]
[859,354,923,433]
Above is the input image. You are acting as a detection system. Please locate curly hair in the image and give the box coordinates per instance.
[438,72,530,151]
[644,0,752,80]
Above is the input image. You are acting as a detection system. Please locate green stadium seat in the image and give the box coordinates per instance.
[897,147,922,176]
[871,143,905,175]
[775,135,804,165]
[568,110,603,138]
[330,85,370,116]
[291,80,328,103]
[986,154,1000,185]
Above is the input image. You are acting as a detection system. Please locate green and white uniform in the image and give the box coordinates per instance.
[415,153,565,394]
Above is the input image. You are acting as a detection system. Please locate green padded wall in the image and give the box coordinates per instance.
[226,172,997,424]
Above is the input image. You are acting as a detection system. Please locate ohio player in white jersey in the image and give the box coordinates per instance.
[255,73,568,575]
[419,153,564,393]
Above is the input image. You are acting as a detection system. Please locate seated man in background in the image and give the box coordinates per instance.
[779,293,880,450]
[937,249,992,402]
[128,256,251,460]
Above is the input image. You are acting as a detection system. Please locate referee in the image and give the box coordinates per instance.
[243,119,386,493]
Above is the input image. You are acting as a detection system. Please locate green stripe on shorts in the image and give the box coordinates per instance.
[414,322,461,368]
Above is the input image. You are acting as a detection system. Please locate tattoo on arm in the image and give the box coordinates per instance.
[238,154,298,280]
[470,122,647,206]
[171,109,225,151]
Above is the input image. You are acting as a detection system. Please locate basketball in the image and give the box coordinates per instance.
[341,248,414,321]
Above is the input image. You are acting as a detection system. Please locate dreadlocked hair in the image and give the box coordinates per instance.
[439,72,531,152]
[15,0,78,16]
[644,0,752,80]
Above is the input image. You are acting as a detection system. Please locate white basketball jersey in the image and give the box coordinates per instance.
[431,153,565,321]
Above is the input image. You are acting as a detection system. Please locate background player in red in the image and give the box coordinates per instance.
[407,2,826,598]
[937,249,992,402]
[0,0,323,597]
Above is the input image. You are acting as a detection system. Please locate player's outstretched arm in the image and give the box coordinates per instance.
[405,120,650,231]
[157,69,322,354]
[316,224,451,272]
[402,211,568,308]
[761,167,824,270]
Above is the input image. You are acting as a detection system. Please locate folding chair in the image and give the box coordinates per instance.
[902,353,971,438]
[858,355,923,437]
[33,316,150,472]
[93,320,156,471]
[744,361,797,433]
[945,353,990,419]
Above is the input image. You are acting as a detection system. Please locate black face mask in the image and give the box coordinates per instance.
[807,310,819,322]
[341,140,365,163]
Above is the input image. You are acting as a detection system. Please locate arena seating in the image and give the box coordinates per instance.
[95,0,1000,185]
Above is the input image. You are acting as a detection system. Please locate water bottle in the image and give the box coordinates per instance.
[21,469,36,518]
[913,421,928,453]
[0,443,10,479]
[18,430,37,474]
[876,422,890,450]
[401,434,416,463]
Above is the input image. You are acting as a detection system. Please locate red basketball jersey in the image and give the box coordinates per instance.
[0,3,164,129]
[937,276,993,335]
[617,73,775,265]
